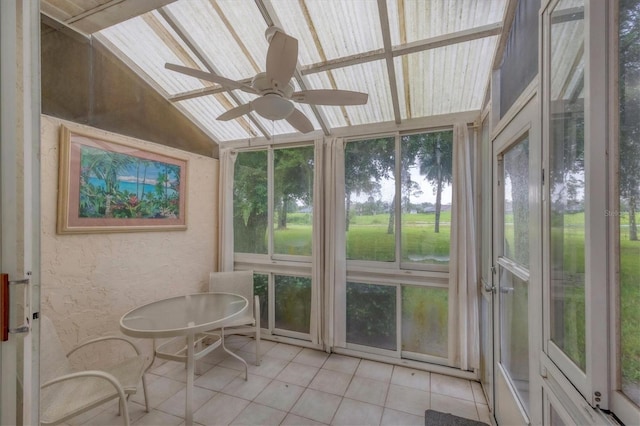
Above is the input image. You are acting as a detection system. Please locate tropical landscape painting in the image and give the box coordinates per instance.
[58,127,187,233]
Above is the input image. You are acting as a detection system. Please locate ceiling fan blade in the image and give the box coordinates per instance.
[291,89,369,106]
[286,108,314,134]
[217,103,254,121]
[266,30,298,89]
[165,63,257,94]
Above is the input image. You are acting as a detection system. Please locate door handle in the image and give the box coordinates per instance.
[500,287,515,294]
[1,273,31,342]
[481,278,495,293]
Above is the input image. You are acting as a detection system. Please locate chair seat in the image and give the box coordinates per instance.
[41,354,147,424]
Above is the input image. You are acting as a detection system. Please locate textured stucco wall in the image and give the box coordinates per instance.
[40,116,218,366]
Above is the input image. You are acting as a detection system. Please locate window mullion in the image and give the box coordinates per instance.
[268,148,274,258]
[395,132,401,268]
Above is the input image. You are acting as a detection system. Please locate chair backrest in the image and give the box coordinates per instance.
[40,315,73,385]
[209,270,254,313]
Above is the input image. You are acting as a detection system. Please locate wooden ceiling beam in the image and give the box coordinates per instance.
[377,0,402,125]
[158,7,269,139]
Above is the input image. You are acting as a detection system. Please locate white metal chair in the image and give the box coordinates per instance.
[207,270,261,367]
[40,315,149,426]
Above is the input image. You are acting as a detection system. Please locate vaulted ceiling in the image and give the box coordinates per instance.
[41,0,509,145]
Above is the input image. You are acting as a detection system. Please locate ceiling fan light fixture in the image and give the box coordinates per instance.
[252,94,294,120]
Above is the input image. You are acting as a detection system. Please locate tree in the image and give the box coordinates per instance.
[344,138,395,231]
[415,132,454,233]
[233,151,268,253]
[274,146,314,230]
[619,0,640,240]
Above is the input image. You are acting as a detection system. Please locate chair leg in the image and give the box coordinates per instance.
[120,397,131,426]
[255,330,261,366]
[141,374,150,413]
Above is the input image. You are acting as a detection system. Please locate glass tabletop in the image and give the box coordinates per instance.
[120,292,248,338]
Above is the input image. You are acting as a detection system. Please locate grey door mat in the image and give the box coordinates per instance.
[425,409,489,426]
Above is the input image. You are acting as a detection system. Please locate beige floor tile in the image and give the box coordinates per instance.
[132,409,183,425]
[221,374,271,400]
[194,365,241,391]
[281,413,327,425]
[344,375,389,406]
[430,373,475,401]
[131,376,185,408]
[391,366,430,391]
[246,355,288,379]
[380,408,424,426]
[290,388,342,424]
[81,401,147,425]
[254,380,305,412]
[218,350,256,371]
[308,369,353,396]
[355,359,394,382]
[471,381,487,404]
[385,384,430,417]
[275,362,319,387]
[331,398,383,426]
[292,348,330,368]
[265,343,303,361]
[430,393,479,421]
[193,393,250,425]
[241,339,278,356]
[230,402,287,425]
[477,403,492,424]
[322,354,360,375]
[156,386,216,418]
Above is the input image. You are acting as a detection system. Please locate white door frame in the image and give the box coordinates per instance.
[0,0,41,424]
[492,86,543,426]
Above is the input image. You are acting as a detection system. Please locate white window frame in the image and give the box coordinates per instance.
[608,0,640,423]
[232,141,319,345]
[335,127,461,367]
[541,0,610,411]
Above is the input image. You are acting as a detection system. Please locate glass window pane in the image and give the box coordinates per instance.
[401,286,448,357]
[549,0,586,371]
[345,138,396,262]
[550,404,567,426]
[346,282,397,350]
[400,131,453,265]
[274,275,311,334]
[274,146,314,256]
[500,268,529,411]
[503,136,530,267]
[253,273,269,328]
[234,151,268,254]
[618,0,640,406]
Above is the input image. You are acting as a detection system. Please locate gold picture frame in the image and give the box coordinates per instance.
[57,126,188,234]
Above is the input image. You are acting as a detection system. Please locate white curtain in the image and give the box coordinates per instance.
[217,148,237,272]
[311,137,325,346]
[322,137,346,350]
[450,123,479,371]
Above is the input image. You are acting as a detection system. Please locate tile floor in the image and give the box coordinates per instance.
[65,336,492,426]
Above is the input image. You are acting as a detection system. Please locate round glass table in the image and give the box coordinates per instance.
[120,292,248,425]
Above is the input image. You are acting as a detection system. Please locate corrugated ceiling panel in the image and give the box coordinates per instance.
[316,60,393,126]
[396,36,498,118]
[303,72,348,128]
[178,96,256,141]
[387,0,507,46]
[99,15,208,96]
[270,0,383,66]
[166,0,266,79]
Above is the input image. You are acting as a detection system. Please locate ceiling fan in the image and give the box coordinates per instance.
[165,26,368,134]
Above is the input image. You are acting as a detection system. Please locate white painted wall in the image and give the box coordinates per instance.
[40,115,219,366]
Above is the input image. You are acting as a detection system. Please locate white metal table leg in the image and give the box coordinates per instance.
[185,332,195,426]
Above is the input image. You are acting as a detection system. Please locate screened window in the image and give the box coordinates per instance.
[618,0,640,406]
[233,150,268,254]
[344,130,454,267]
[549,0,586,372]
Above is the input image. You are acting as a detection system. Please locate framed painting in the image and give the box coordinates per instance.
[57,126,188,234]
